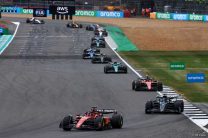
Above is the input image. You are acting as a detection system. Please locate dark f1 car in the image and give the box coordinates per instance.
[91,54,112,64]
[86,24,100,31]
[94,28,108,37]
[59,107,123,131]
[67,22,83,28]
[145,95,184,114]
[104,62,127,73]
[132,76,163,91]
[26,17,45,24]
[82,48,100,59]
[91,36,105,42]
[91,39,106,48]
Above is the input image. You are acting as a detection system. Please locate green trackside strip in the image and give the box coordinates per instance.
[105,26,138,51]
[0,35,13,53]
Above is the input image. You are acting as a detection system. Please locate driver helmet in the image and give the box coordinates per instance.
[91,107,97,112]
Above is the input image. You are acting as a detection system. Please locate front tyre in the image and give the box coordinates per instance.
[145,101,152,114]
[61,116,73,131]
[132,81,136,90]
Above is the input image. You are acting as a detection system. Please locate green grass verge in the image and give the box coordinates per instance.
[120,51,208,103]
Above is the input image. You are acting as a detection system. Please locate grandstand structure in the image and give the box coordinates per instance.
[154,0,208,14]
[1,0,208,14]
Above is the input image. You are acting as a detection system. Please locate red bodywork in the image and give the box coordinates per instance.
[141,80,154,90]
[75,111,111,129]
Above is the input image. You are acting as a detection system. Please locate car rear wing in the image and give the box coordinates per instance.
[97,109,117,114]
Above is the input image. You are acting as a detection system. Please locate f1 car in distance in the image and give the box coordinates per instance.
[86,24,100,31]
[104,62,127,73]
[91,35,105,42]
[145,95,184,114]
[59,107,123,131]
[132,76,163,91]
[91,53,112,64]
[66,22,83,28]
[94,27,108,37]
[91,39,106,48]
[83,47,100,54]
[82,48,100,59]
[26,17,45,24]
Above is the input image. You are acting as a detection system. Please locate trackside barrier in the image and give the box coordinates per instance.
[1,6,124,18]
[1,7,22,14]
[96,11,124,18]
[152,12,208,22]
[75,10,95,16]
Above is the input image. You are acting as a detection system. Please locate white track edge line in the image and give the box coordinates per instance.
[0,22,20,55]
[105,35,208,133]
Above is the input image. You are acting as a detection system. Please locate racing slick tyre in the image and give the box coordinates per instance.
[40,20,45,24]
[111,114,123,129]
[174,100,184,114]
[145,101,153,114]
[124,67,128,73]
[132,81,136,90]
[104,66,108,73]
[26,19,30,23]
[61,115,73,131]
[103,32,108,36]
[105,57,112,63]
[95,117,105,131]
[157,82,163,91]
[134,82,142,91]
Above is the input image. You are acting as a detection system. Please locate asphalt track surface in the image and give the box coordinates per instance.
[0,18,205,138]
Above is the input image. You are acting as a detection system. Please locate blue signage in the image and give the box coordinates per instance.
[33,8,47,17]
[0,28,3,33]
[204,15,208,22]
[1,7,21,13]
[187,73,205,83]
[172,13,189,21]
[96,11,124,18]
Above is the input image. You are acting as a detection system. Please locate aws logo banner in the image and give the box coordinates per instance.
[57,7,68,14]
[49,6,75,15]
[33,8,47,17]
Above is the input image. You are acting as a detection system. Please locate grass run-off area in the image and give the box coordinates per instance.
[120,51,208,103]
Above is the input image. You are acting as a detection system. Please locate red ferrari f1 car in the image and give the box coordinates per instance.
[59,107,123,131]
[132,76,163,91]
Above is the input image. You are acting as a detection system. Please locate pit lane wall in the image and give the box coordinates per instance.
[150,12,208,22]
[0,7,124,18]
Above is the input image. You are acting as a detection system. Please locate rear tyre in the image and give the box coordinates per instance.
[124,67,128,73]
[111,114,123,129]
[61,116,73,131]
[157,82,163,91]
[174,100,184,114]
